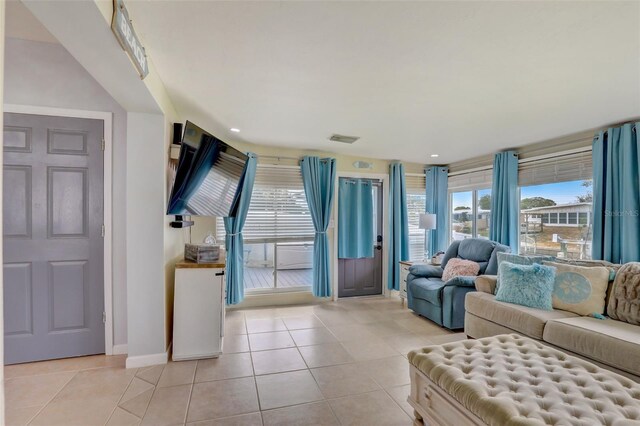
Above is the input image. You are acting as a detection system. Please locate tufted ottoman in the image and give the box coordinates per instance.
[407,334,640,426]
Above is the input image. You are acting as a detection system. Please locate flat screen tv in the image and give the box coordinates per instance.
[166,121,249,217]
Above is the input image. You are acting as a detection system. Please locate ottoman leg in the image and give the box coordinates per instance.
[413,409,424,424]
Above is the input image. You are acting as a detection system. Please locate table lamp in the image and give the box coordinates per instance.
[419,213,437,262]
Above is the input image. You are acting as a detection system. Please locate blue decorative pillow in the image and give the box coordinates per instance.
[495,261,556,311]
[495,253,555,293]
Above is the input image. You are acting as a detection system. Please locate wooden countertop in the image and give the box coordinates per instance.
[176,259,225,269]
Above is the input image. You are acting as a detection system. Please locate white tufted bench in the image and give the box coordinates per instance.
[407,334,640,426]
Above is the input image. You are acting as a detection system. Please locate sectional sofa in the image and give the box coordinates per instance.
[465,261,640,381]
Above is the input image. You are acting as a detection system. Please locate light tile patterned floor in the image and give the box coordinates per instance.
[4,296,466,426]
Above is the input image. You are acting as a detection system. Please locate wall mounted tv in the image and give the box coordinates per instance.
[166,121,248,218]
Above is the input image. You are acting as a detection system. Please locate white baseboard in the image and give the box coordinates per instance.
[125,345,170,369]
[112,344,128,355]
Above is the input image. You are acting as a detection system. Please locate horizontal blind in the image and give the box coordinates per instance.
[448,168,493,192]
[405,173,426,194]
[518,150,592,187]
[216,165,315,242]
[405,173,427,261]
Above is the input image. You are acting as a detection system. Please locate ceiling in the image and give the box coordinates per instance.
[5,0,58,44]
[27,1,640,164]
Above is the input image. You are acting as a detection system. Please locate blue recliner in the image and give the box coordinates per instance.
[407,238,509,330]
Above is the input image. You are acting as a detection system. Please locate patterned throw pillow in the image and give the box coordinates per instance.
[495,262,556,311]
[442,258,480,282]
[543,261,610,316]
[495,252,555,293]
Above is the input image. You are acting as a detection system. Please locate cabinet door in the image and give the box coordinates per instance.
[173,268,224,360]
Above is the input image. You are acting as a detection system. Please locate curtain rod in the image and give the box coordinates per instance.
[258,154,301,161]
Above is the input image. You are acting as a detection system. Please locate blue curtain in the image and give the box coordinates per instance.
[224,153,257,305]
[489,151,519,252]
[388,163,410,290]
[338,178,374,259]
[167,138,221,213]
[592,122,640,263]
[426,166,449,255]
[301,156,337,297]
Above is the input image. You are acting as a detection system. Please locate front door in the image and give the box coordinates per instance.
[338,178,383,297]
[3,112,105,364]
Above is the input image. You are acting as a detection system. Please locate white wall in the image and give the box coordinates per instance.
[126,112,167,360]
[0,1,6,422]
[3,37,128,346]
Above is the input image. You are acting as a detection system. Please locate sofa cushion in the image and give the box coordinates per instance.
[465,291,578,339]
[608,262,640,325]
[409,278,444,306]
[543,316,640,377]
[457,238,495,263]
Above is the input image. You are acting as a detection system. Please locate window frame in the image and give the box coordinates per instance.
[449,187,492,242]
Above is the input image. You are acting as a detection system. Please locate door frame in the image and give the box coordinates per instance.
[332,171,389,301]
[3,103,115,355]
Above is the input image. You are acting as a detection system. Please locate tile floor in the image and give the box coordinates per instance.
[4,296,466,426]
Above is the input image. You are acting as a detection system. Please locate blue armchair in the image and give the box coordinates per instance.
[407,238,509,330]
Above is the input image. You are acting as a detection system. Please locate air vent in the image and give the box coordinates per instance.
[330,134,360,144]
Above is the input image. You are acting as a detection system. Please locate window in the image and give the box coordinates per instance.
[216,165,315,291]
[448,169,492,242]
[520,181,592,259]
[450,189,492,241]
[518,150,593,260]
[406,173,427,261]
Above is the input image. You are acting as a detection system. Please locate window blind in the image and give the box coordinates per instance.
[448,168,493,192]
[216,165,315,243]
[405,173,426,194]
[518,150,592,187]
[405,173,427,261]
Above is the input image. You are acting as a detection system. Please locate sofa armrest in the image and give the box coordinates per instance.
[408,264,443,278]
[475,275,497,294]
[443,276,477,287]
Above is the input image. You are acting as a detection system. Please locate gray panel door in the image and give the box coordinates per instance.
[3,112,105,364]
[338,180,383,297]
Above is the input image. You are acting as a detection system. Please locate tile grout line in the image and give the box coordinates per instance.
[103,368,138,425]
[25,370,79,426]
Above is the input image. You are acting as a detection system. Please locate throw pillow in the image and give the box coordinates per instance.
[543,261,610,316]
[442,258,480,282]
[495,252,554,293]
[607,262,640,325]
[495,261,556,311]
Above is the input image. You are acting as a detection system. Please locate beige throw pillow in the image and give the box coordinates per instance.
[543,261,610,316]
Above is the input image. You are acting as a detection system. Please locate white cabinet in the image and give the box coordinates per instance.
[173,260,226,361]
[399,261,412,300]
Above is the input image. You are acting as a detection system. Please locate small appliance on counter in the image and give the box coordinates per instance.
[184,243,220,263]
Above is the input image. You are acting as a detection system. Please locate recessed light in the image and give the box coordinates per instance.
[430,154,439,158]
[230,128,240,133]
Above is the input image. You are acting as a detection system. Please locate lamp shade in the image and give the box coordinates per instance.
[419,213,437,230]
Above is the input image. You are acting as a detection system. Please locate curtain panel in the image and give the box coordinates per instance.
[224,153,258,305]
[338,178,374,259]
[592,122,640,263]
[489,151,519,252]
[426,166,449,255]
[388,163,410,290]
[301,156,337,297]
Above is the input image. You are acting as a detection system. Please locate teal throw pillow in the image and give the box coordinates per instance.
[495,252,555,293]
[495,261,556,311]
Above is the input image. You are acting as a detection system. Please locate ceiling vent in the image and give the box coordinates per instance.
[330,134,360,144]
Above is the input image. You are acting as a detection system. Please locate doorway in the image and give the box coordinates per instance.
[338,177,383,297]
[3,112,106,364]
